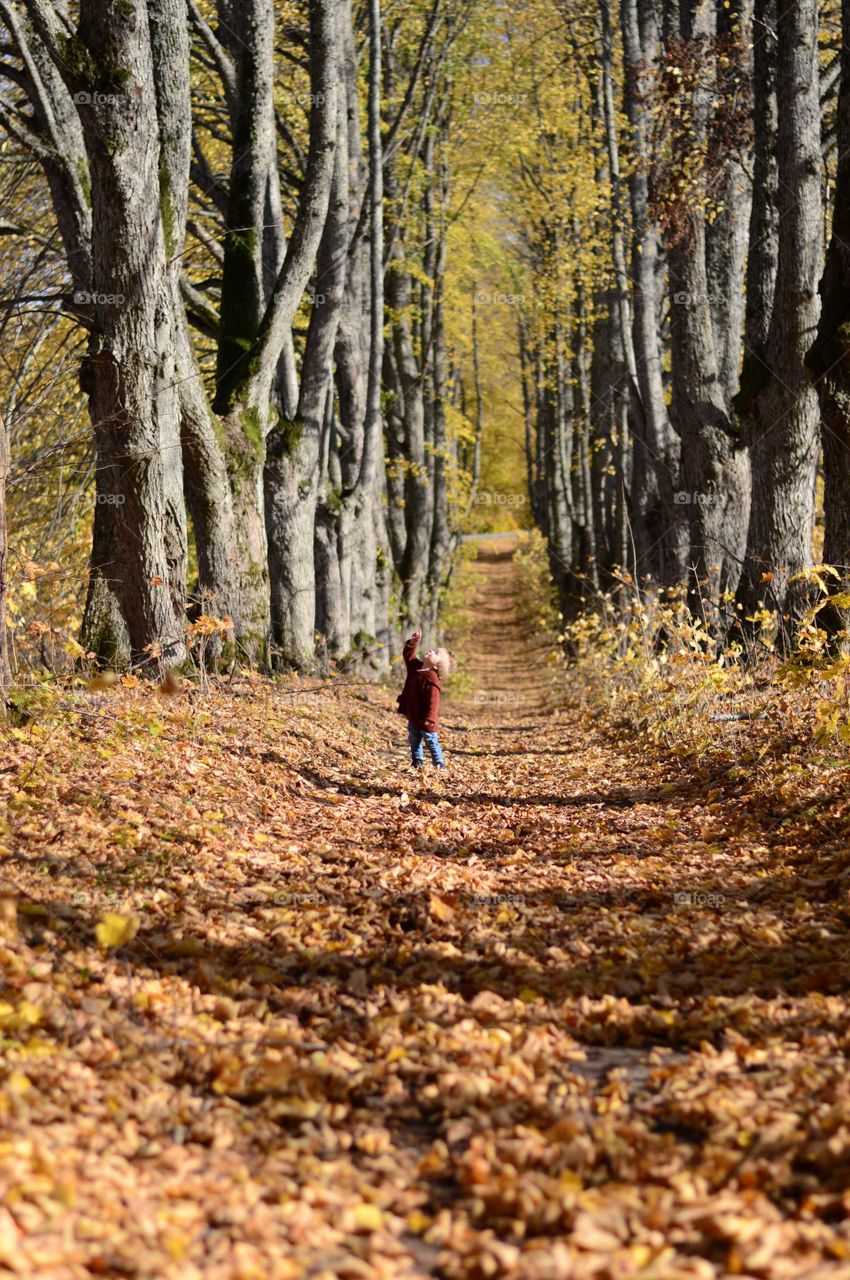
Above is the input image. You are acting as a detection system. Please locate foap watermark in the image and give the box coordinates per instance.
[474,691,522,706]
[71,887,143,917]
[71,490,125,506]
[73,91,125,107]
[672,291,720,307]
[474,491,527,507]
[288,90,327,107]
[73,290,126,307]
[474,290,524,307]
[472,90,529,108]
[276,289,326,306]
[674,890,728,910]
[273,891,327,907]
[471,892,525,907]
[673,491,721,507]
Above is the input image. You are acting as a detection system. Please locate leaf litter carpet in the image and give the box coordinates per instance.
[2,540,850,1277]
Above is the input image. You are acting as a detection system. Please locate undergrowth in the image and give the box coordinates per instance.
[517,533,850,770]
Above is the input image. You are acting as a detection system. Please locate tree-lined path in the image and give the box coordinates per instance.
[3,539,850,1277]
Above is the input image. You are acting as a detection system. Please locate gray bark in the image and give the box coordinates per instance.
[265,41,347,669]
[384,261,431,622]
[151,0,238,639]
[735,0,778,406]
[1,1,92,294]
[735,0,821,642]
[665,0,750,619]
[56,0,188,665]
[350,0,391,664]
[210,0,339,664]
[0,411,8,697]
[705,0,753,407]
[621,0,687,585]
[807,0,850,636]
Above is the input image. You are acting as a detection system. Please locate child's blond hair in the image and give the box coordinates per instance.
[433,648,455,681]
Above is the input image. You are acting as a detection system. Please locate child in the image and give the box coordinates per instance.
[396,627,454,770]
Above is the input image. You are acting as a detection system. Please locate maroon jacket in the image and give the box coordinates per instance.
[396,636,442,732]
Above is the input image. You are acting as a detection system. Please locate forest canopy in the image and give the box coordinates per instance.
[0,0,847,681]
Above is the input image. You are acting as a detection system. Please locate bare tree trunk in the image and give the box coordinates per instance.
[665,0,750,620]
[1,0,92,293]
[151,0,238,640]
[807,0,850,637]
[518,312,538,522]
[621,0,687,585]
[351,0,391,665]
[705,0,753,407]
[0,413,8,698]
[64,0,187,666]
[208,0,276,662]
[210,0,339,664]
[265,32,346,669]
[315,0,363,660]
[426,135,452,626]
[384,261,431,623]
[13,0,183,665]
[735,0,821,643]
[173,302,237,628]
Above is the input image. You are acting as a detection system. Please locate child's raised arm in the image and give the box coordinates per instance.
[403,627,422,667]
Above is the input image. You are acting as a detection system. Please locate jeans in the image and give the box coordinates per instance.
[408,722,446,768]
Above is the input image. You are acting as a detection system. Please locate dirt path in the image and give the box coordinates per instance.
[3,538,850,1278]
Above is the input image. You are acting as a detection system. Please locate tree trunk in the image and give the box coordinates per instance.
[73,0,187,666]
[807,0,850,636]
[350,0,391,665]
[151,0,239,643]
[665,0,750,620]
[384,266,431,623]
[213,0,339,665]
[265,46,347,670]
[426,140,451,627]
[621,0,687,585]
[735,0,821,643]
[316,0,365,660]
[0,413,9,698]
[705,0,753,408]
[173,298,238,629]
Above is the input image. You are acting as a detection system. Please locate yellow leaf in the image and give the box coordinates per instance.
[16,1002,41,1027]
[429,894,456,922]
[407,1210,432,1233]
[87,672,118,692]
[95,913,139,949]
[351,1203,384,1232]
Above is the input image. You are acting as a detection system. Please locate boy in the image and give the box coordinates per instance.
[396,627,454,770]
